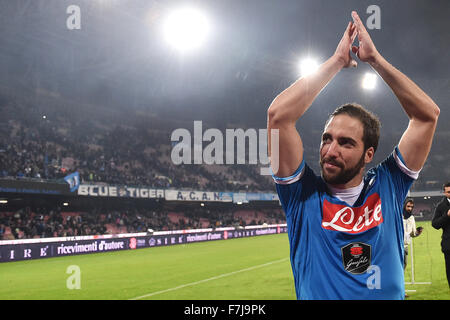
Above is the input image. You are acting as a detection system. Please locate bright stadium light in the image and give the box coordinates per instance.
[362,72,377,90]
[299,58,319,77]
[163,7,210,53]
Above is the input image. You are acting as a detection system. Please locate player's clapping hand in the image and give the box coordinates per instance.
[351,11,380,64]
[333,21,358,68]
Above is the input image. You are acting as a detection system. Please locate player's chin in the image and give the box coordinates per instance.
[321,169,341,184]
[321,163,342,176]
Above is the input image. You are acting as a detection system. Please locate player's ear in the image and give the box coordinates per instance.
[364,147,375,164]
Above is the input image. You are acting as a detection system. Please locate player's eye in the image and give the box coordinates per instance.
[338,138,356,147]
[322,134,332,144]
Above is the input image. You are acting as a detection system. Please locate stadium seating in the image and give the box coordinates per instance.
[0,206,286,240]
[0,88,274,192]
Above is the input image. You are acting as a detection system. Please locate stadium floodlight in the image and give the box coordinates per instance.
[0,199,7,204]
[163,7,210,53]
[299,58,319,77]
[362,72,377,90]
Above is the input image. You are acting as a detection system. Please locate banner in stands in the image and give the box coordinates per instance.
[76,184,279,202]
[163,191,279,203]
[0,178,70,195]
[0,225,287,263]
[164,190,227,202]
[77,184,165,199]
[245,193,279,201]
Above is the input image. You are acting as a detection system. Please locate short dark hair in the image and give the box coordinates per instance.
[444,182,450,190]
[326,103,381,153]
[404,198,414,206]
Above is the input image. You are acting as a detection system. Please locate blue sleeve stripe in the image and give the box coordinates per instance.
[271,159,305,182]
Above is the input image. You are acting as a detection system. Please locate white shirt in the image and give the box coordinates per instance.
[326,180,364,207]
[403,215,417,246]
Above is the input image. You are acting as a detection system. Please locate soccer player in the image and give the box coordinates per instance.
[267,11,440,299]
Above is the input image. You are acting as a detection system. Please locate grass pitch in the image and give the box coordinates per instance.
[0,221,448,300]
[404,221,450,300]
[0,233,294,300]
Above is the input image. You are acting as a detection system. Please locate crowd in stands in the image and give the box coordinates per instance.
[0,206,286,240]
[0,88,274,192]
[1,87,449,192]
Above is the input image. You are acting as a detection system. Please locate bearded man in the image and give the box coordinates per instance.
[267,11,440,300]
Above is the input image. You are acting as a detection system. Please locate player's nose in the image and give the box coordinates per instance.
[324,140,340,158]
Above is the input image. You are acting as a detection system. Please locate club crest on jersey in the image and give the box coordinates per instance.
[322,193,383,234]
[341,242,372,274]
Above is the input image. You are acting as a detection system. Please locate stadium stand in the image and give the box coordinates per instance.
[0,88,274,192]
[0,206,285,240]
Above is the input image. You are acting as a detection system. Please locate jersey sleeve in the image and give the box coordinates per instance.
[272,160,318,219]
[377,146,419,206]
[271,159,305,185]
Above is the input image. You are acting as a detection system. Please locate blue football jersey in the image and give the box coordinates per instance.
[273,147,416,300]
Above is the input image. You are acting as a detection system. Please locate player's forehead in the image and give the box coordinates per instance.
[444,187,450,193]
[323,114,364,141]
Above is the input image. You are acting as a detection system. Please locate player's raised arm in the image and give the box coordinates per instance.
[267,22,358,178]
[351,11,440,171]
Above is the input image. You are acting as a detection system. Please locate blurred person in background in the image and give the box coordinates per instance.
[432,182,450,288]
[402,198,423,298]
[403,198,423,270]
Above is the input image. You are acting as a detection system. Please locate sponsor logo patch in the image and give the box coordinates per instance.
[341,242,372,274]
[322,193,383,234]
